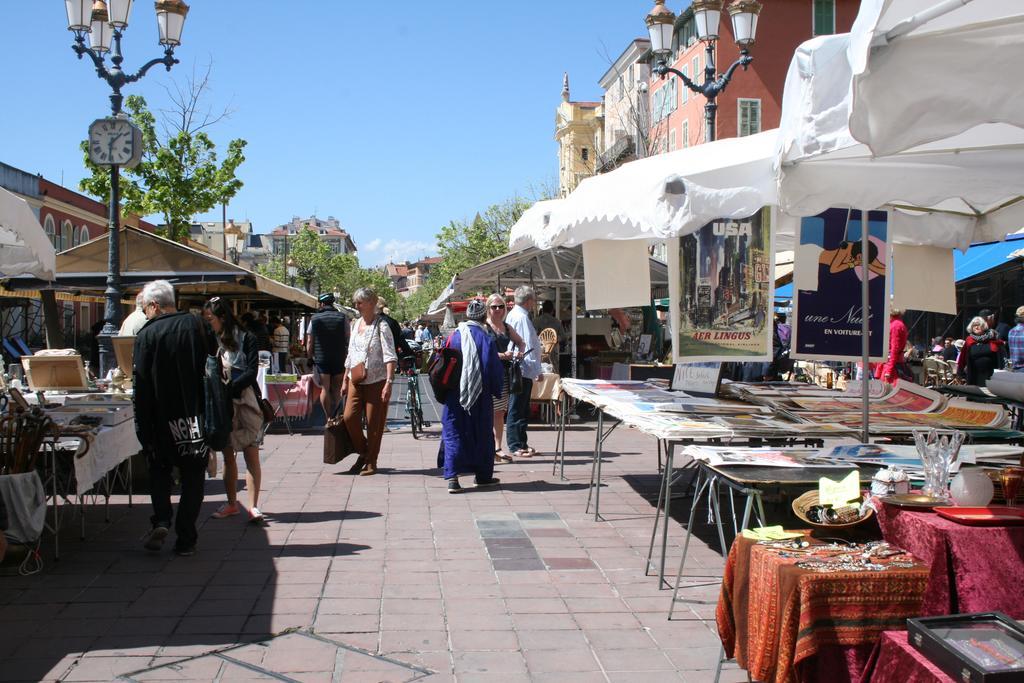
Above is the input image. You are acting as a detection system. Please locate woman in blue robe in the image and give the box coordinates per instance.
[439,300,505,493]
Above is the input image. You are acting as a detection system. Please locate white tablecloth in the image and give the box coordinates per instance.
[70,419,141,495]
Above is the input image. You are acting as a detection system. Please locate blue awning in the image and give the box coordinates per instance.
[775,283,792,300]
[954,233,1024,281]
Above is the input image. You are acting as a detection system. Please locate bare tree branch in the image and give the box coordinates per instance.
[155,58,236,138]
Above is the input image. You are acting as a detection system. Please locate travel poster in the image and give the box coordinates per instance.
[791,208,890,361]
[668,209,773,363]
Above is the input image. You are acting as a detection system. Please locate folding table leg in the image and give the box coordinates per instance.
[668,466,709,619]
[644,453,669,577]
[657,444,675,584]
[585,410,603,514]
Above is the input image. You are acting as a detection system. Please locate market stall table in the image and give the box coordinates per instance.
[875,500,1024,619]
[859,631,954,683]
[264,374,319,434]
[717,535,930,683]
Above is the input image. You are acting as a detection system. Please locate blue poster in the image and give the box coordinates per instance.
[791,208,889,361]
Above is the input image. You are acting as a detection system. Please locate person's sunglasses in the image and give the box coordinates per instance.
[489,305,506,311]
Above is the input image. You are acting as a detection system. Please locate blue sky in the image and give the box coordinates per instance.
[3,2,653,265]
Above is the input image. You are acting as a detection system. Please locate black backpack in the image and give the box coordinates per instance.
[427,333,462,402]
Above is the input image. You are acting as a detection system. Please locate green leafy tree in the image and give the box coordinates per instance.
[400,196,533,319]
[79,81,247,243]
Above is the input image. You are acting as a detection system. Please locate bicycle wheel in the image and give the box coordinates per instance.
[408,378,422,439]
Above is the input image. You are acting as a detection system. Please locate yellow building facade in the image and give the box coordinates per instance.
[555,73,603,197]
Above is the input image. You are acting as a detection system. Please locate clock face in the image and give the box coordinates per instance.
[88,118,140,166]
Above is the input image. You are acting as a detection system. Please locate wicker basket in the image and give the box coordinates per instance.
[791,490,874,529]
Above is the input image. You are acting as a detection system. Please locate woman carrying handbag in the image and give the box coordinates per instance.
[341,287,397,476]
[203,298,266,524]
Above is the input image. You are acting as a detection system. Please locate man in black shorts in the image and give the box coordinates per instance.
[306,294,349,419]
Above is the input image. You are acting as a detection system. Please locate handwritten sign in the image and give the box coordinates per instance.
[671,362,723,397]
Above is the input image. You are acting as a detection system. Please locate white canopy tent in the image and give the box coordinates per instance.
[0,187,56,281]
[428,245,670,377]
[847,0,1024,156]
[775,32,1024,251]
[512,132,778,251]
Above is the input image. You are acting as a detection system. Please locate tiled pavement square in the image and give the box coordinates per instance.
[0,407,744,681]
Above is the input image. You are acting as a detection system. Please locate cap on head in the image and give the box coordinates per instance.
[466,299,487,321]
[319,293,335,306]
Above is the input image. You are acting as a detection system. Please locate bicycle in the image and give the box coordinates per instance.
[401,348,427,438]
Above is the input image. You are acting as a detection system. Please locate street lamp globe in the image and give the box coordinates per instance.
[691,0,724,42]
[728,0,762,47]
[155,0,190,47]
[645,0,677,59]
[65,0,92,32]
[88,1,112,53]
[106,0,134,29]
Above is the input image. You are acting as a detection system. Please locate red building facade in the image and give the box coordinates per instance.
[648,0,859,149]
[37,177,156,253]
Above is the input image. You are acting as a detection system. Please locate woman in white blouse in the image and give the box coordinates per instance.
[341,287,397,476]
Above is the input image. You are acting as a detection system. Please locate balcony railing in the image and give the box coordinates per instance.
[596,135,635,174]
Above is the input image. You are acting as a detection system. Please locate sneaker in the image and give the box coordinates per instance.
[447,479,463,494]
[248,507,266,525]
[173,545,196,557]
[474,477,500,488]
[211,502,241,519]
[142,525,168,552]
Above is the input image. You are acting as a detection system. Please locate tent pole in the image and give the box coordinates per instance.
[861,208,871,444]
[571,280,578,378]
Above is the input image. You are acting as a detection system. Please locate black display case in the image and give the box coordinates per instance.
[907,612,1024,683]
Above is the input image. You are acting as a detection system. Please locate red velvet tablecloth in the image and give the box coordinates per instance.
[875,501,1024,618]
[265,375,319,418]
[859,631,954,683]
[717,535,929,683]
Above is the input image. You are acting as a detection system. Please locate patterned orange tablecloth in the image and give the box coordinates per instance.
[716,535,930,683]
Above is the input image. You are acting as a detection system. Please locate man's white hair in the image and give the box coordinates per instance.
[141,280,175,310]
[514,285,535,306]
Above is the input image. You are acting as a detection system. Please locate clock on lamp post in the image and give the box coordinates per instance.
[65,0,190,380]
[88,116,143,168]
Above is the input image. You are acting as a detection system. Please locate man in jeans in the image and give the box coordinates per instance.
[504,286,542,457]
[133,280,211,556]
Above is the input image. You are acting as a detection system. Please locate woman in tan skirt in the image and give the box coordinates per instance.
[203,297,266,524]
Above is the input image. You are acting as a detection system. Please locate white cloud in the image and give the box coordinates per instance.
[364,238,383,252]
[367,239,436,266]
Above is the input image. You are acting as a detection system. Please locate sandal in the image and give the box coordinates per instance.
[516,447,540,458]
[345,456,367,475]
[494,450,513,463]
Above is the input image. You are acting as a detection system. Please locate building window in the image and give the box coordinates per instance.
[681,66,689,103]
[682,120,690,148]
[44,215,55,247]
[680,18,697,47]
[61,220,73,252]
[79,225,89,242]
[813,0,835,36]
[581,148,589,161]
[669,130,676,151]
[692,56,700,80]
[738,98,762,137]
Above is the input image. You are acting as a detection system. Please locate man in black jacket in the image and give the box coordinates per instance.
[133,280,212,556]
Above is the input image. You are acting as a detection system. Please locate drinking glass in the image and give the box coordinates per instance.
[913,428,965,501]
[1000,467,1024,506]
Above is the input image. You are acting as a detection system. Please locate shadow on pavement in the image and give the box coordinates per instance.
[0,475,373,683]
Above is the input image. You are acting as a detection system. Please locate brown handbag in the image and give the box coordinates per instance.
[323,398,358,464]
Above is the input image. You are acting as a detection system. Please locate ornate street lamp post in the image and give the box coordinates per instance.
[646,0,761,142]
[64,0,190,378]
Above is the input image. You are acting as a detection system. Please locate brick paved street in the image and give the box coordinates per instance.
[0,405,745,682]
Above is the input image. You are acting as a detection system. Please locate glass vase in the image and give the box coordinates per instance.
[912,428,965,501]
